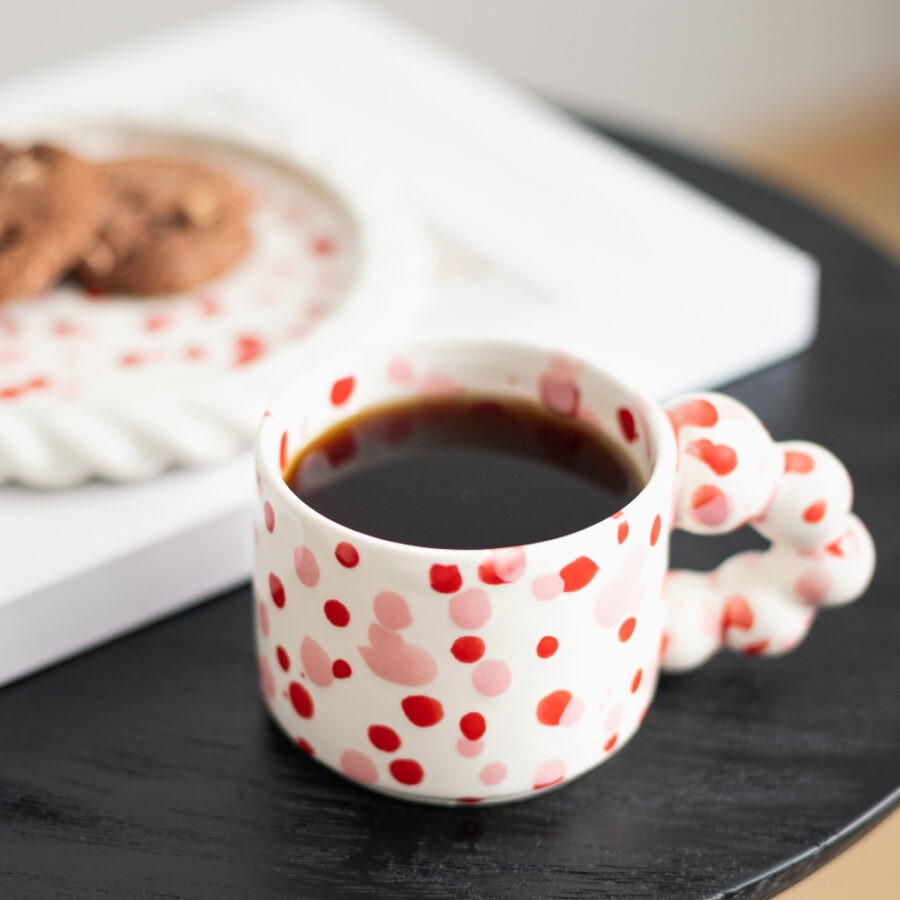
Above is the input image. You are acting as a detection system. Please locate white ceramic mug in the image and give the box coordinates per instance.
[254,340,875,805]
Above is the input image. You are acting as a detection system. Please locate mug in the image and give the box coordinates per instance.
[253,340,875,805]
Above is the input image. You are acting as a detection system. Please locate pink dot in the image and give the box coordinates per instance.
[257,602,270,637]
[388,357,414,384]
[531,573,564,601]
[300,636,333,687]
[472,659,512,697]
[560,696,585,727]
[456,738,484,758]
[605,702,624,733]
[690,485,731,527]
[533,758,566,790]
[340,749,378,784]
[539,374,579,416]
[449,589,492,629]
[478,547,526,584]
[374,591,413,631]
[480,762,507,786]
[259,657,276,701]
[263,501,275,533]
[294,545,320,587]
[419,372,460,397]
[794,569,831,604]
[324,599,351,627]
[335,541,359,568]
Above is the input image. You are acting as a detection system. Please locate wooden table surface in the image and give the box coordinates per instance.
[1,127,898,899]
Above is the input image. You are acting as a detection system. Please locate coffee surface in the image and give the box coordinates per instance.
[286,395,642,549]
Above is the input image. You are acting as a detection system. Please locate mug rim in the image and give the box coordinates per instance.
[257,337,676,559]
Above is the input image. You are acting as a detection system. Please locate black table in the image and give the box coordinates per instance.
[2,125,898,899]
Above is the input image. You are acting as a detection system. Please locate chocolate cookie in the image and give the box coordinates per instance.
[0,143,110,302]
[76,157,252,295]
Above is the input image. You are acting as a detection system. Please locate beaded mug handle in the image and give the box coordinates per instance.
[660,393,876,672]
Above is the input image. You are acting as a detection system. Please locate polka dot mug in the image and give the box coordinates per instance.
[254,339,875,805]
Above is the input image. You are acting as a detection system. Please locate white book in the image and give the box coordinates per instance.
[0,0,818,686]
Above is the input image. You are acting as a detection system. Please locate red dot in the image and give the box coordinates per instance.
[269,573,286,609]
[668,398,719,430]
[279,431,289,471]
[276,646,290,672]
[457,797,483,805]
[803,500,827,523]
[743,640,770,656]
[722,595,754,631]
[785,450,815,473]
[289,681,313,718]
[451,636,486,663]
[332,659,352,679]
[477,561,504,584]
[324,599,350,627]
[330,376,355,406]
[631,669,643,693]
[619,617,637,642]
[536,636,558,658]
[430,564,463,594]
[617,522,629,544]
[459,712,486,740]
[617,407,638,442]
[401,695,444,727]
[235,334,264,366]
[650,514,662,547]
[685,438,738,476]
[296,738,315,755]
[263,501,275,533]
[389,759,424,785]
[559,556,599,592]
[368,724,401,752]
[312,236,336,256]
[335,541,360,568]
[604,734,618,752]
[537,690,572,726]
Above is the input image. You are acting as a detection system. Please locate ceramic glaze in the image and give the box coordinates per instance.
[254,340,875,804]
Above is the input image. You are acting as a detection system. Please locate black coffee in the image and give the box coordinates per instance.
[285,395,642,549]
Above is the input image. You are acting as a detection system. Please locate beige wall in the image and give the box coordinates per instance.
[372,0,900,152]
[1,0,898,155]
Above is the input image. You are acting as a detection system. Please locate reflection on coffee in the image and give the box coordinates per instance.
[285,394,643,549]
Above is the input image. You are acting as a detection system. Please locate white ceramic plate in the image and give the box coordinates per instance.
[0,116,432,487]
